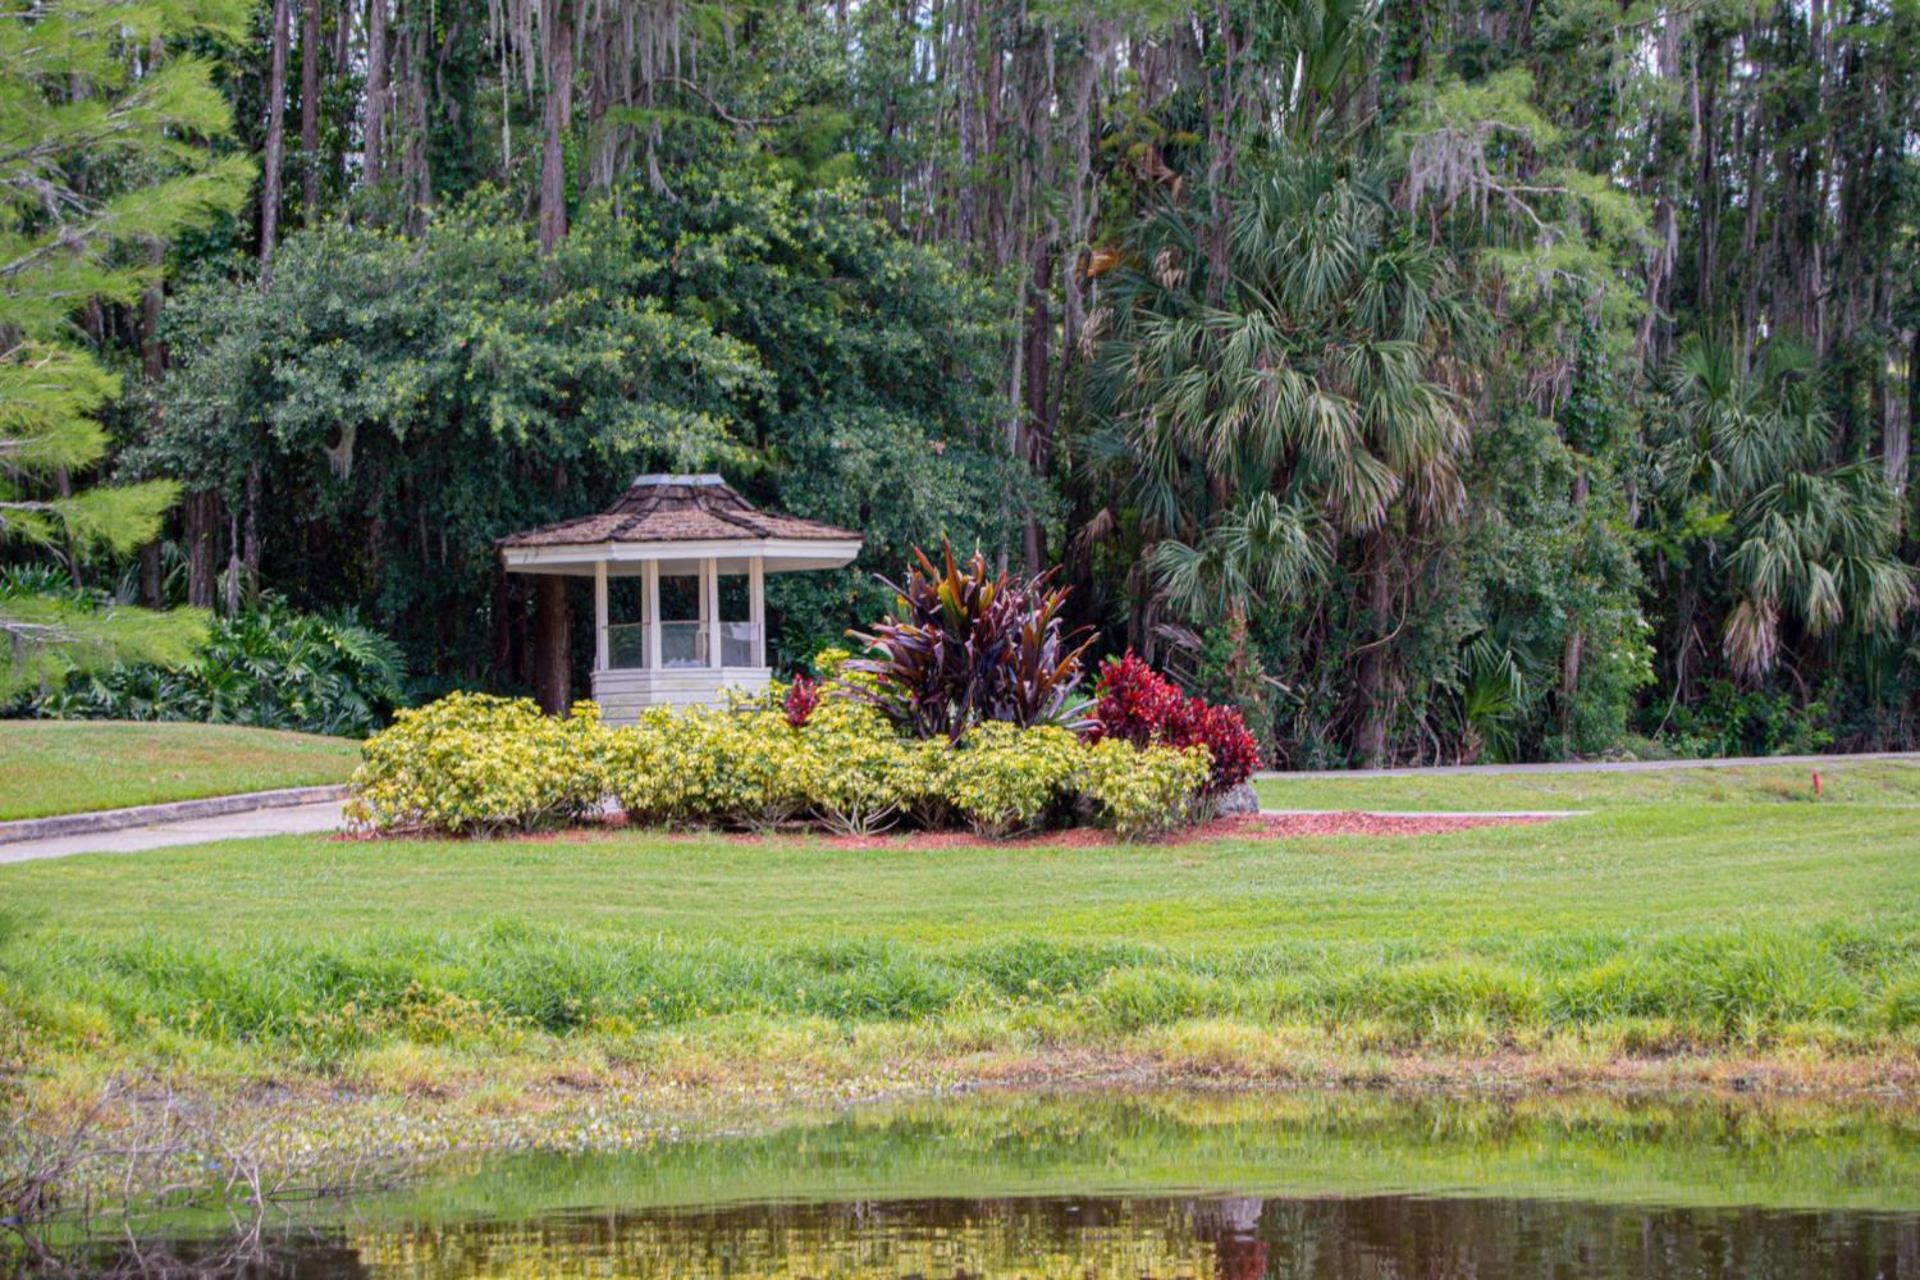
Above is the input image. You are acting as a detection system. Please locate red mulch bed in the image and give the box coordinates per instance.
[340,810,1551,848]
[815,810,1552,851]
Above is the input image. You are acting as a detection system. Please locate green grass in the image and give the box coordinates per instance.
[1256,758,1920,812]
[4,762,1918,1087]
[0,720,361,820]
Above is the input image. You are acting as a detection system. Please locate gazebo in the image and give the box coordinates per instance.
[498,475,862,722]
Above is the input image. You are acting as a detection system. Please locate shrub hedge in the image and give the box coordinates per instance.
[347,668,1220,841]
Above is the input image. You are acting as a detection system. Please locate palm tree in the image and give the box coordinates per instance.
[1085,144,1480,764]
[1654,336,1913,683]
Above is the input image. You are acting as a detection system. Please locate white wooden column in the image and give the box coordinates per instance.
[704,557,722,669]
[749,556,765,668]
[592,561,609,673]
[644,560,661,671]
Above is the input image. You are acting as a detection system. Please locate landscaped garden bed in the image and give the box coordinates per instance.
[346,546,1260,844]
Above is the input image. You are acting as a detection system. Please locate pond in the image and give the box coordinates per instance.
[62,1089,1920,1277]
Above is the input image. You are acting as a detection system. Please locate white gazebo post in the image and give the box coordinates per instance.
[644,559,662,672]
[749,555,765,667]
[704,557,722,671]
[593,560,609,673]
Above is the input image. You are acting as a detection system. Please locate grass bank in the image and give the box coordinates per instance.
[4,762,1919,1123]
[0,721,360,821]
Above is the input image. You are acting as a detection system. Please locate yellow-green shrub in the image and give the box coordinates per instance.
[792,694,910,834]
[346,691,609,836]
[1082,738,1212,840]
[897,737,958,829]
[607,705,810,828]
[350,682,1218,843]
[943,722,1085,837]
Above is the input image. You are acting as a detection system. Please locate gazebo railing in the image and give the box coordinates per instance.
[605,621,757,670]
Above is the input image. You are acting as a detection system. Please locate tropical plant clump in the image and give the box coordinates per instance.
[846,542,1096,742]
[23,595,407,738]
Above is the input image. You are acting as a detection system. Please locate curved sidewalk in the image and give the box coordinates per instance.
[0,790,346,865]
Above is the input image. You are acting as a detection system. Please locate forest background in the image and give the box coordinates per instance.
[4,0,1918,766]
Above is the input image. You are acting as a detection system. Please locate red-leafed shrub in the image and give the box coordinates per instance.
[783,674,820,728]
[1180,702,1259,795]
[1089,652,1183,749]
[1091,651,1258,797]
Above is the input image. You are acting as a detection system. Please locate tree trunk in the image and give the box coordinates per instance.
[1203,0,1239,310]
[1890,325,1916,521]
[300,0,322,216]
[951,0,981,253]
[243,462,263,576]
[139,543,164,608]
[1352,537,1393,768]
[261,0,292,268]
[533,574,571,714]
[186,491,221,610]
[1021,236,1051,575]
[492,552,514,677]
[537,0,575,254]
[1557,465,1590,736]
[364,0,388,182]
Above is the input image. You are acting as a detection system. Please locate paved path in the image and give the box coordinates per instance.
[0,799,345,865]
[1255,750,1920,781]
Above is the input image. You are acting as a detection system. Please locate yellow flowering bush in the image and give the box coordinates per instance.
[897,737,958,829]
[607,705,809,829]
[943,721,1086,837]
[345,691,610,836]
[791,692,911,834]
[1082,738,1212,841]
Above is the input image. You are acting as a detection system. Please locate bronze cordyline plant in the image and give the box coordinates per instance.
[845,542,1096,741]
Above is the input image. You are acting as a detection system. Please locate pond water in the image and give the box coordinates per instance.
[65,1090,1920,1277]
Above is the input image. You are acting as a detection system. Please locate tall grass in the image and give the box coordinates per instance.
[10,918,1917,1072]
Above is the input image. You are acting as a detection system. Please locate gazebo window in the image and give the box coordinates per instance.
[606,577,648,669]
[658,571,706,668]
[718,572,755,667]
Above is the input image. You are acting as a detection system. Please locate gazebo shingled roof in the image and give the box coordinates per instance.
[499,474,856,549]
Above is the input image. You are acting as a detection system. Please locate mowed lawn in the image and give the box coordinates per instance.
[0,721,361,821]
[10,797,1918,950]
[1256,757,1920,813]
[3,760,1917,1074]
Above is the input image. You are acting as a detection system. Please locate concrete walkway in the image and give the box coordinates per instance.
[0,798,345,865]
[1255,750,1920,781]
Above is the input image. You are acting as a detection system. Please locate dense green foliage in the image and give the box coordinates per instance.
[4,0,1917,762]
[0,0,248,691]
[24,595,405,736]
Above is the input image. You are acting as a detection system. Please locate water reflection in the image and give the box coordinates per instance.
[62,1090,1920,1278]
